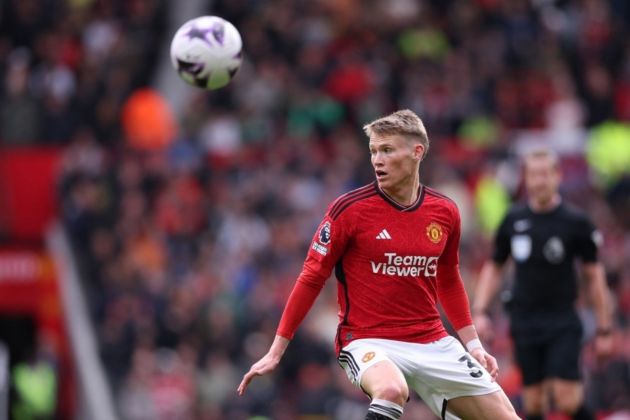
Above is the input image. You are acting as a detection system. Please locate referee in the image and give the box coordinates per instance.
[473,148,613,420]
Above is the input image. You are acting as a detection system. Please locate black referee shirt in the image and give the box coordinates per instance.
[492,202,600,313]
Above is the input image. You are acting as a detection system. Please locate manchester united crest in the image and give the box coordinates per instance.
[426,222,443,244]
[362,351,375,363]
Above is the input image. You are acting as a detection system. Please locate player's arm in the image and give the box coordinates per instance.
[238,215,349,395]
[238,264,326,395]
[438,264,499,380]
[238,260,330,396]
[582,261,613,357]
[238,334,289,396]
[456,325,499,380]
[437,205,498,378]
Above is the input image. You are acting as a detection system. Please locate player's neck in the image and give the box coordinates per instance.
[381,179,421,206]
[529,194,561,213]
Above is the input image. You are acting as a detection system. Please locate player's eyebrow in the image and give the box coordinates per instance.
[369,141,393,149]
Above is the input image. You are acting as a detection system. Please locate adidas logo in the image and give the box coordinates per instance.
[376,229,392,240]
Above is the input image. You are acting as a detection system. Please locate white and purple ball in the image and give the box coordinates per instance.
[170,16,242,89]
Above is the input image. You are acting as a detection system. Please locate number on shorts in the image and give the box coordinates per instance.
[458,354,483,378]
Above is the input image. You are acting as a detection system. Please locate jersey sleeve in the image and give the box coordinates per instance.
[437,265,473,330]
[492,213,512,265]
[437,203,473,330]
[574,215,600,263]
[276,209,353,339]
[440,203,461,266]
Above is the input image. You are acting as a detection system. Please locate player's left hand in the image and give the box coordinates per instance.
[470,347,499,381]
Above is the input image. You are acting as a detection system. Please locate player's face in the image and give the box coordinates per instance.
[524,156,561,204]
[369,134,423,192]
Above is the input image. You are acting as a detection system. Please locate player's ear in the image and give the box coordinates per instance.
[414,143,425,161]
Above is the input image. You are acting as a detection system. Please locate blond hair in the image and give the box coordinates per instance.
[522,147,559,170]
[363,109,429,158]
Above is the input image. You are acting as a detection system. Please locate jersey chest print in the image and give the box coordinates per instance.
[366,220,446,280]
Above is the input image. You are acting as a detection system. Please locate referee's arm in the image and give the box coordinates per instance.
[471,261,504,342]
[582,262,613,357]
[472,213,510,343]
[473,261,504,315]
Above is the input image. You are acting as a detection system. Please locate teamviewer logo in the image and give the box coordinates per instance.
[370,253,439,278]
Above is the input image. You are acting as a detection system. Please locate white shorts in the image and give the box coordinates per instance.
[338,336,502,419]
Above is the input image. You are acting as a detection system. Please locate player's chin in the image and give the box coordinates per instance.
[375,177,390,189]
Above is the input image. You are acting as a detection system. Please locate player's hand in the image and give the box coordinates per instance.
[470,347,499,381]
[237,352,281,396]
[472,312,494,343]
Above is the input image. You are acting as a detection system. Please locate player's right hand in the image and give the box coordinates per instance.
[237,352,281,396]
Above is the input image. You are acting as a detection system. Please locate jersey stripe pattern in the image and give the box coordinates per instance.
[329,184,377,220]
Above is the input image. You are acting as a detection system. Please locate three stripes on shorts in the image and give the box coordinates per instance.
[338,351,403,419]
[338,349,360,382]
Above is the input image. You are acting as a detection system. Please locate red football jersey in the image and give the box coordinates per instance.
[277,182,473,354]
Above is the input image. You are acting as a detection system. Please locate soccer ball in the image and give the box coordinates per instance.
[170,16,243,89]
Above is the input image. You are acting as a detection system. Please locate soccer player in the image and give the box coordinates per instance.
[473,148,613,420]
[238,110,519,420]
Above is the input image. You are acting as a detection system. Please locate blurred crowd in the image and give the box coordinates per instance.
[2,0,630,419]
